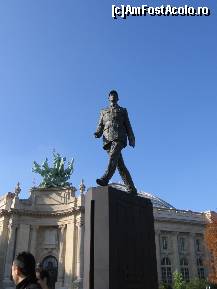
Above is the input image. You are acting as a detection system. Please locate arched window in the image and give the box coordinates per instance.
[196,239,201,252]
[161,236,168,251]
[161,257,172,284]
[180,257,189,282]
[197,257,205,279]
[179,237,186,252]
[42,256,58,289]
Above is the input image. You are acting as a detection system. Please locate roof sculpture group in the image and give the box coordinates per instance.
[32,151,74,188]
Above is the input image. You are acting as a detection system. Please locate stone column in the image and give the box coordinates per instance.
[15,224,30,257]
[71,214,85,289]
[3,223,17,287]
[155,229,161,283]
[171,231,180,272]
[56,224,66,287]
[203,236,210,279]
[0,217,9,283]
[29,225,38,258]
[64,222,76,287]
[188,233,197,278]
[76,215,84,280]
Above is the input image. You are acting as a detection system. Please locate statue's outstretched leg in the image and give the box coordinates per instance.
[96,141,123,186]
[117,153,137,195]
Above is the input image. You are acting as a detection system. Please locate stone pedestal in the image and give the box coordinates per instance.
[84,186,158,289]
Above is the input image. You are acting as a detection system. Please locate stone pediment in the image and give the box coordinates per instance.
[34,188,74,204]
[18,187,77,212]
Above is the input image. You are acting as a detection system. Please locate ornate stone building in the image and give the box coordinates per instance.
[0,182,214,289]
[150,193,210,285]
[0,183,85,289]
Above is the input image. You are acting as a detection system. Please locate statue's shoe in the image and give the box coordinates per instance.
[96,178,108,186]
[127,187,137,195]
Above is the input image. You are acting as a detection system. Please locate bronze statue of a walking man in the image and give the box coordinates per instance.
[94,90,137,195]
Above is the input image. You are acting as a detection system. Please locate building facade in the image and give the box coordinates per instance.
[0,183,213,289]
[152,196,209,285]
[0,184,85,289]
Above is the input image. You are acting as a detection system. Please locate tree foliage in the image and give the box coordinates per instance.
[173,271,186,289]
[205,213,217,284]
[185,278,208,289]
[159,273,209,289]
[159,283,172,289]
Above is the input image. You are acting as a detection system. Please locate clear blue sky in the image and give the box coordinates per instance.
[0,0,216,212]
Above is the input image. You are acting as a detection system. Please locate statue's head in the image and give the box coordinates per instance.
[108,90,119,105]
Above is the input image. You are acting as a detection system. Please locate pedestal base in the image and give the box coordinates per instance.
[84,186,158,289]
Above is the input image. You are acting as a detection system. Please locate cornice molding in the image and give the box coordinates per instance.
[0,206,84,218]
[30,186,76,193]
[155,216,207,226]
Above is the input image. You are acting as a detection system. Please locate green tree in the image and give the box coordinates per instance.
[185,278,208,289]
[159,283,171,289]
[173,271,186,289]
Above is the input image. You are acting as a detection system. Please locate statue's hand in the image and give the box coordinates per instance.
[129,139,135,148]
[94,132,100,138]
